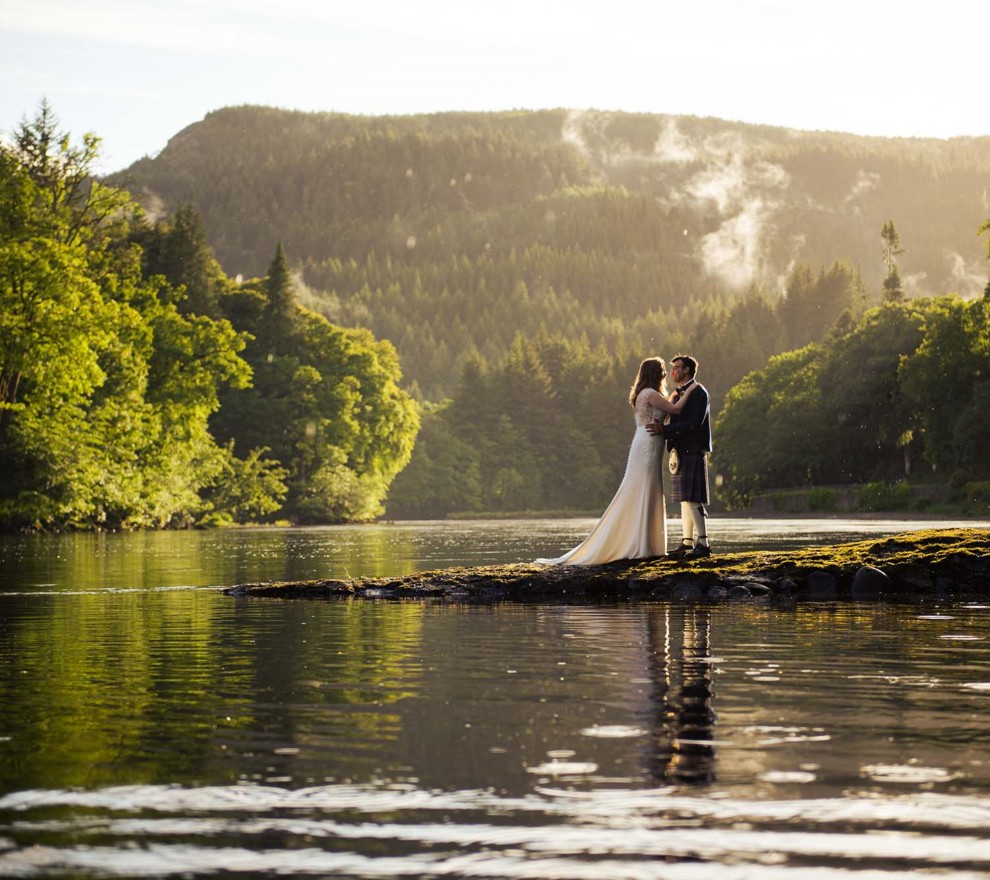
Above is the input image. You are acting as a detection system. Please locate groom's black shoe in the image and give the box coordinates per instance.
[668,542,694,560]
[687,544,712,559]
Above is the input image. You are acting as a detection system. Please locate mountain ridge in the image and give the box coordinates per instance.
[110,105,990,400]
[116,104,990,286]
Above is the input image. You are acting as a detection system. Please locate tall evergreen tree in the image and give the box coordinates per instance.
[140,203,225,317]
[881,220,905,302]
[259,242,297,352]
[980,219,990,298]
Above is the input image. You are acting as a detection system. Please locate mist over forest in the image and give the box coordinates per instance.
[112,106,990,518]
[4,102,988,529]
[117,106,990,292]
[114,106,990,401]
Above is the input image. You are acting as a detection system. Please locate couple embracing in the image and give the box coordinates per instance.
[537,355,712,566]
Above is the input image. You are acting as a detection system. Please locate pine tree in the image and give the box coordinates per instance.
[980,219,990,299]
[258,243,297,353]
[137,203,227,317]
[881,220,905,302]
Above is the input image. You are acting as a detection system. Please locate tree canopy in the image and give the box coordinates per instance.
[7,103,989,527]
[716,293,990,507]
[0,104,418,530]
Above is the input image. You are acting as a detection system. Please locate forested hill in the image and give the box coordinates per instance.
[111,105,990,400]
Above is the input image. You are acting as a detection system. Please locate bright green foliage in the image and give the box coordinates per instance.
[0,104,281,529]
[716,293,990,506]
[899,295,990,480]
[290,310,419,521]
[212,246,420,523]
[820,301,926,480]
[0,104,419,529]
[197,442,288,526]
[717,345,829,505]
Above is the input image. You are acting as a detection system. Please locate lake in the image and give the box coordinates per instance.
[3,516,990,878]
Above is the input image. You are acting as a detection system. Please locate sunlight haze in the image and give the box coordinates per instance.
[1,0,986,173]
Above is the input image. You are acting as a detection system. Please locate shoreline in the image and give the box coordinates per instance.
[420,510,990,523]
[225,527,990,605]
[430,507,990,525]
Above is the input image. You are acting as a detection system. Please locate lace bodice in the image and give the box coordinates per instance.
[634,387,664,428]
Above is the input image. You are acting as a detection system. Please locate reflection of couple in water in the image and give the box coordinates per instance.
[538,355,713,566]
[642,606,717,785]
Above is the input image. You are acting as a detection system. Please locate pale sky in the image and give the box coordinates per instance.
[1,0,987,174]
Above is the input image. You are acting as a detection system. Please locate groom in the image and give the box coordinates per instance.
[646,355,713,559]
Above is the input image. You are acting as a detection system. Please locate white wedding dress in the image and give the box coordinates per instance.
[537,387,667,565]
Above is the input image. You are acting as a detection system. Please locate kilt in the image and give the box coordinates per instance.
[670,451,710,505]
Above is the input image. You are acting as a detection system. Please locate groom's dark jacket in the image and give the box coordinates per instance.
[662,381,712,455]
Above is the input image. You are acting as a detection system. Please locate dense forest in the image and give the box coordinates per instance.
[718,292,990,511]
[4,103,989,529]
[387,288,990,518]
[115,106,990,403]
[0,104,417,531]
[108,105,990,519]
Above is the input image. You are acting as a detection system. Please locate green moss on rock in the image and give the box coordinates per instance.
[224,528,990,604]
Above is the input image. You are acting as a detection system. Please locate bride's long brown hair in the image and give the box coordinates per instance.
[629,357,666,407]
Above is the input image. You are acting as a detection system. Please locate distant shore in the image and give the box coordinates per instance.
[439,509,990,522]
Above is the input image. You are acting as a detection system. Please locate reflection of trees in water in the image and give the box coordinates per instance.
[641,607,716,785]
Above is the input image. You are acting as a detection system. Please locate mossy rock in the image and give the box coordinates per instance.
[224,527,990,604]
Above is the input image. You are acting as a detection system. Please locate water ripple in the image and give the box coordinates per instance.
[10,842,990,880]
[6,782,990,877]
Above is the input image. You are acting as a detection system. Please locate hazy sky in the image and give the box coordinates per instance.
[1,0,986,174]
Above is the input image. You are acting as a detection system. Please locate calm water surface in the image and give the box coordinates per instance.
[2,517,990,878]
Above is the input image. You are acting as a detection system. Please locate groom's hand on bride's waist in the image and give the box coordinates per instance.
[644,421,663,435]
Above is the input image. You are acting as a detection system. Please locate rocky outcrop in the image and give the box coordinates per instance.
[224,528,990,604]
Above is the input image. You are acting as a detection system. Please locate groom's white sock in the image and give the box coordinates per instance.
[681,502,707,546]
[680,502,694,545]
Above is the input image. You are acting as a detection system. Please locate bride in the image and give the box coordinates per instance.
[537,357,695,565]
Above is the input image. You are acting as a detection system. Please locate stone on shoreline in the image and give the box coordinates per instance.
[850,565,892,599]
[223,528,990,604]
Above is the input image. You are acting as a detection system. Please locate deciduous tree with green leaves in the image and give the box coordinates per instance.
[0,103,282,529]
[899,295,990,481]
[211,244,421,522]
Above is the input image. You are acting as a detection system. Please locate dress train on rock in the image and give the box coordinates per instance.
[537,388,666,565]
